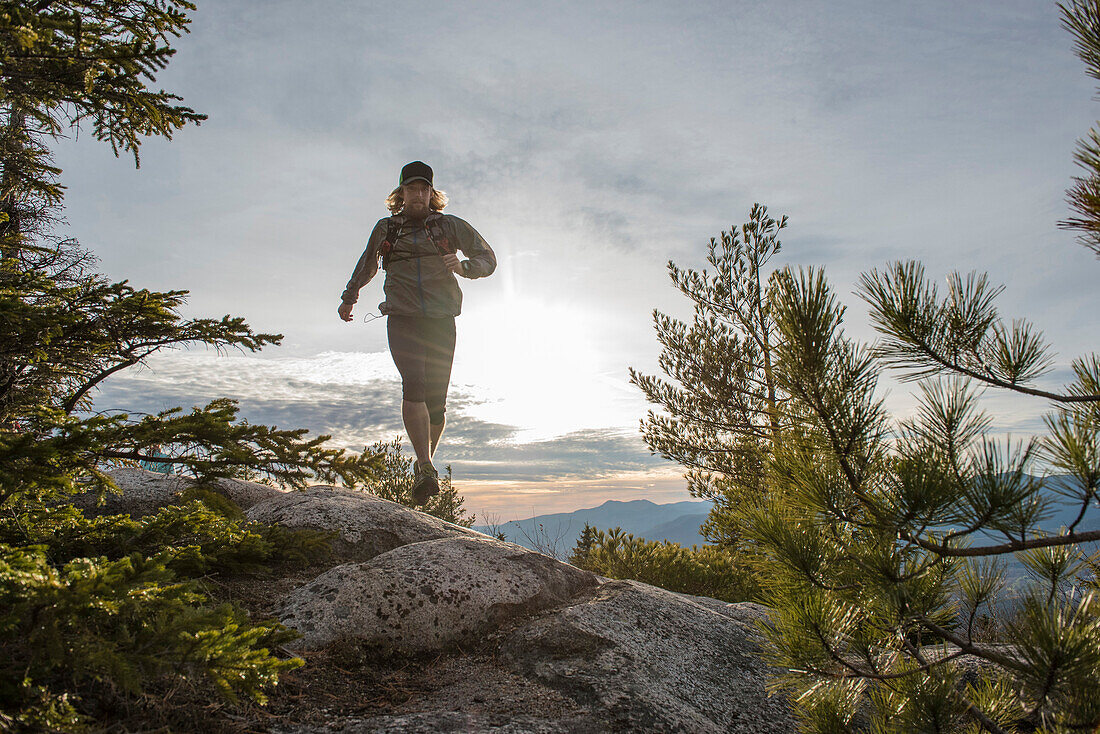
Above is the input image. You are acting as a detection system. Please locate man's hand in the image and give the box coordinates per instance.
[442,253,463,274]
[338,302,354,322]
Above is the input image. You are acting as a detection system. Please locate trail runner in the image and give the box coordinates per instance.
[338,161,497,504]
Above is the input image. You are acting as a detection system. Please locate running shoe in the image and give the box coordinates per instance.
[411,460,440,506]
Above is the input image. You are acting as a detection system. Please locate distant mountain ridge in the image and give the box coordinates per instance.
[474,499,712,554]
[480,476,1098,563]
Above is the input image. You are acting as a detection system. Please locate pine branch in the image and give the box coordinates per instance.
[915,616,1024,674]
[901,527,1100,558]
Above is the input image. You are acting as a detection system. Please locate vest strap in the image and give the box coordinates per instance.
[380,214,454,270]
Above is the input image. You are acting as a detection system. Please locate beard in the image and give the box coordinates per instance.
[403,201,429,220]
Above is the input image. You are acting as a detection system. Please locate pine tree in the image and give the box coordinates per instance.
[630,204,790,546]
[568,524,760,602]
[728,4,1100,730]
[1062,0,1100,257]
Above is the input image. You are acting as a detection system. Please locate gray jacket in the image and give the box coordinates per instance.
[340,213,496,317]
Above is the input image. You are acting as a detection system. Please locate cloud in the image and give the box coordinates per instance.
[52,0,1100,519]
[442,426,667,482]
[87,350,669,484]
[61,0,1095,347]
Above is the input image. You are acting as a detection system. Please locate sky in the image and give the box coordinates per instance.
[53,0,1100,521]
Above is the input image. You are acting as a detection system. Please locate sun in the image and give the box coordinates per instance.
[451,294,636,441]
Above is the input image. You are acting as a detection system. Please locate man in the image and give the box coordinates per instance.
[338,161,496,504]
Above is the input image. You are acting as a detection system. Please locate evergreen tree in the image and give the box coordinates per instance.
[1062,0,1100,257]
[569,522,600,566]
[725,5,1100,730]
[0,2,381,500]
[0,2,386,727]
[630,204,790,546]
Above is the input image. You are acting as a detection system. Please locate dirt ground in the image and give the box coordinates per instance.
[94,561,593,733]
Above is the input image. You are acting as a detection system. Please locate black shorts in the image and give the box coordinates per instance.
[387,315,456,424]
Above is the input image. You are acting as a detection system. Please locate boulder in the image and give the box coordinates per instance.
[245,486,485,561]
[209,475,286,509]
[497,579,796,733]
[279,712,598,733]
[72,467,192,517]
[277,535,600,651]
[676,594,776,628]
[70,470,796,730]
[71,467,287,517]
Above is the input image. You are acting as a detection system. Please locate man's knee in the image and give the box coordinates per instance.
[401,383,427,404]
[427,403,446,425]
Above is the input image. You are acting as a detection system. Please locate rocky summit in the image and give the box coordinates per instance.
[99,468,796,733]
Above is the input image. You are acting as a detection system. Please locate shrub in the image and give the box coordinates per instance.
[570,524,760,602]
[0,544,301,731]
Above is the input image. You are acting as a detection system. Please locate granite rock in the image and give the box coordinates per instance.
[71,467,191,517]
[74,469,797,732]
[497,579,796,733]
[245,486,486,561]
[277,535,599,651]
[72,467,286,517]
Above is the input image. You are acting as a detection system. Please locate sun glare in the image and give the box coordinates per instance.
[453,295,637,441]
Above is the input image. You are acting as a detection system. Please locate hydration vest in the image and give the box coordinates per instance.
[379,213,455,269]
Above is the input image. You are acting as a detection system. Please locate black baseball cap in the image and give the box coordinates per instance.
[400,161,433,186]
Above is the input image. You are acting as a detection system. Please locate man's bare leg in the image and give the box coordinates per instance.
[402,400,432,468]
[429,416,446,459]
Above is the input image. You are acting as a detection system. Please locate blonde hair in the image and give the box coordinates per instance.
[385,186,449,215]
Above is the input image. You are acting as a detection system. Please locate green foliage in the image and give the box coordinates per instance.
[3,275,284,421]
[734,261,1100,732]
[0,499,334,577]
[178,485,246,519]
[361,437,475,527]
[0,491,331,727]
[0,1,400,728]
[860,261,1056,392]
[630,5,1100,729]
[1062,0,1100,257]
[569,522,601,564]
[0,0,206,166]
[0,544,301,731]
[630,204,790,548]
[1,402,386,510]
[569,523,760,603]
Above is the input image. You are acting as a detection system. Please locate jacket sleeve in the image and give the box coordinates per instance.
[449,215,497,279]
[340,220,387,304]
